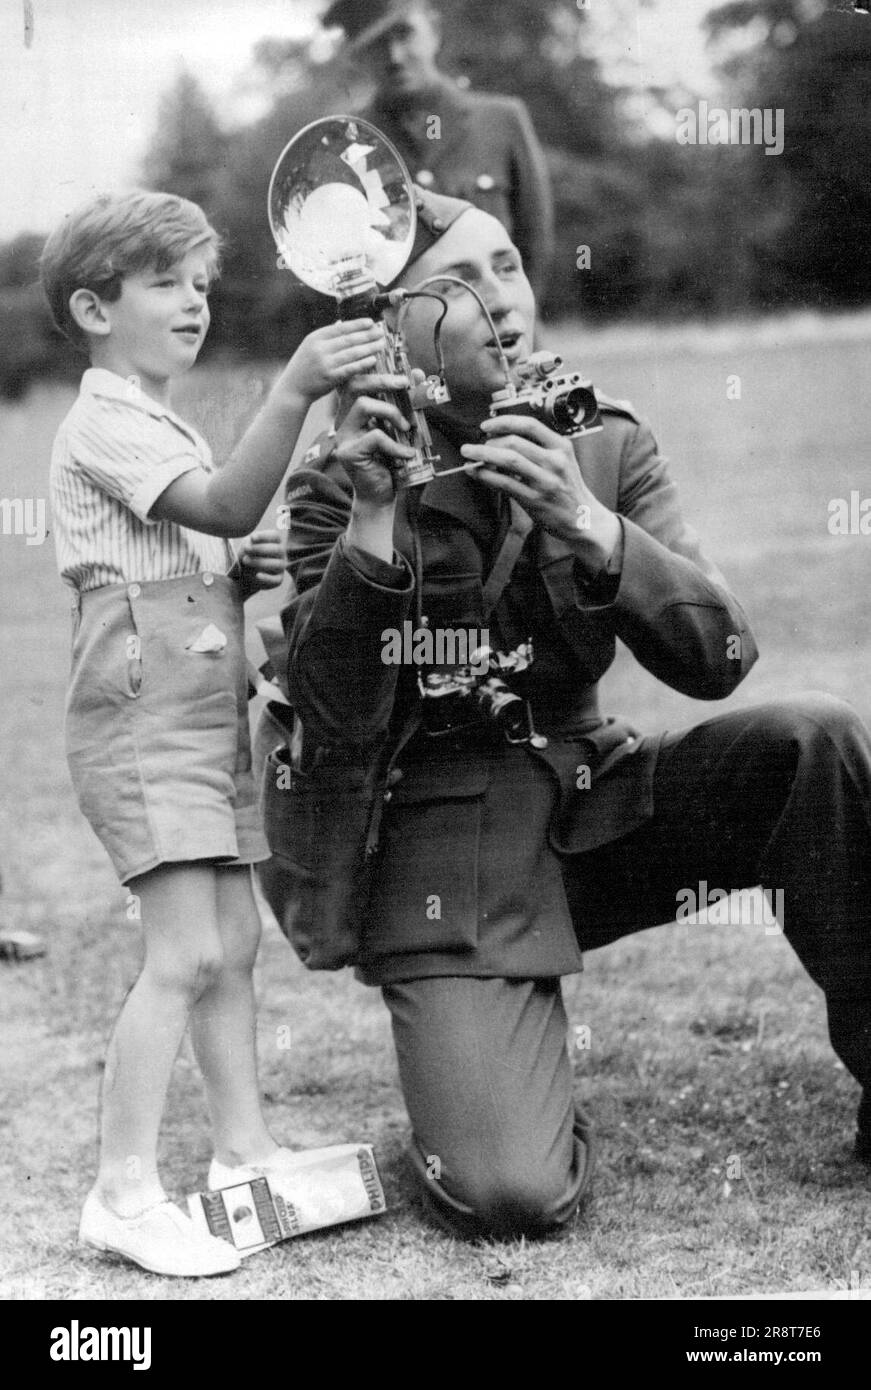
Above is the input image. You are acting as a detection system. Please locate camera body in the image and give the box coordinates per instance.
[418,642,544,746]
[489,352,602,439]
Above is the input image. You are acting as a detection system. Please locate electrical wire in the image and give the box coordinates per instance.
[399,274,513,389]
[392,289,450,384]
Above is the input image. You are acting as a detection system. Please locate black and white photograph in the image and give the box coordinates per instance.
[2,0,871,1328]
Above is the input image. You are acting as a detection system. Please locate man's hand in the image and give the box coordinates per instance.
[237,529,286,600]
[329,388,415,565]
[460,414,621,574]
[333,388,415,507]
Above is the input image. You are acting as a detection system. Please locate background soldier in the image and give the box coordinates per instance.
[322,0,555,298]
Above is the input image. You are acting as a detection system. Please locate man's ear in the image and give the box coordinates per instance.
[68,288,111,338]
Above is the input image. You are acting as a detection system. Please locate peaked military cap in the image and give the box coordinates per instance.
[323,0,428,52]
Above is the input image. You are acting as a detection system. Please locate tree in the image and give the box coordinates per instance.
[0,233,46,290]
[704,1,871,307]
[143,71,230,211]
[0,233,78,398]
[432,0,626,158]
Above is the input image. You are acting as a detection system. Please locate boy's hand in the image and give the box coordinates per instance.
[283,319,385,403]
[237,530,286,600]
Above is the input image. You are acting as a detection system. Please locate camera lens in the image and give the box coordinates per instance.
[548,386,596,433]
[477,679,529,740]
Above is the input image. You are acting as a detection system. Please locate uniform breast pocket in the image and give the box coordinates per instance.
[363,761,491,958]
[463,173,511,224]
[420,570,487,631]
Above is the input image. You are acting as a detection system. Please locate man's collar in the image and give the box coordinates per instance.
[418,421,504,544]
[372,73,466,117]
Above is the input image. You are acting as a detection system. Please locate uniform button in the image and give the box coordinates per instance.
[476,174,495,191]
[417,168,435,187]
[432,217,444,231]
[127,583,141,599]
[202,572,214,586]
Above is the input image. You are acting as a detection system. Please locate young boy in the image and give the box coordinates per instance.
[41,190,414,1277]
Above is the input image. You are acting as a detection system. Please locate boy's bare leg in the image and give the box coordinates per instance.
[96,863,223,1215]
[189,865,278,1168]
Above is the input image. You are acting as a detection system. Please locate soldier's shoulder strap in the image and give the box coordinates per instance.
[595,391,642,426]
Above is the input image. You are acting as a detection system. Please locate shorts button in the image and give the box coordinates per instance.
[202,572,214,586]
[127,583,141,599]
[476,174,495,191]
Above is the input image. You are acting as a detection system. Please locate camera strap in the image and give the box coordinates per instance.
[482,501,533,619]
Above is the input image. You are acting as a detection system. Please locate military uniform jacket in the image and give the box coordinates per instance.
[276,399,758,985]
[361,78,554,295]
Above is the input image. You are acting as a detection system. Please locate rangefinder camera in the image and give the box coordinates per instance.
[488,351,602,439]
[418,641,545,746]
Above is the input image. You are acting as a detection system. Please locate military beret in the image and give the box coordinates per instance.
[323,0,428,52]
[406,184,473,269]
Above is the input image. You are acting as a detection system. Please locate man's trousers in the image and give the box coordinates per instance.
[382,693,871,1238]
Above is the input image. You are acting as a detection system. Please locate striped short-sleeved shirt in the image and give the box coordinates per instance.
[50,367,234,592]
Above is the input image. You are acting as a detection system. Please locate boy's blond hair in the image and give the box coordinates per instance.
[40,190,221,350]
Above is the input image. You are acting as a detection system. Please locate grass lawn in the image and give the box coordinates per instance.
[1,312,870,1300]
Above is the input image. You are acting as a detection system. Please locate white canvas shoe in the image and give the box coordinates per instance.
[79,1188,240,1277]
[208,1146,334,1190]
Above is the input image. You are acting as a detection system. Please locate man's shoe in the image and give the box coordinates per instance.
[79,1188,240,1276]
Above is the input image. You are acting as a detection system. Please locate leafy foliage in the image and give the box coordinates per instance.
[706,2,871,307]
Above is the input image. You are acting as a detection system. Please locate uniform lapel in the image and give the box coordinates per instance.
[420,83,473,170]
[369,81,472,176]
[418,425,502,546]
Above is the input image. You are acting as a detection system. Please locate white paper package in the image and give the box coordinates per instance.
[187,1143,386,1257]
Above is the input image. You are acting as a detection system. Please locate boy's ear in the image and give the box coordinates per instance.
[68,288,111,338]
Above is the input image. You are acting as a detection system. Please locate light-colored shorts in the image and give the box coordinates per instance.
[65,573,269,884]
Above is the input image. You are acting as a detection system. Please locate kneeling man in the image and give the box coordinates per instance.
[260,188,871,1238]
